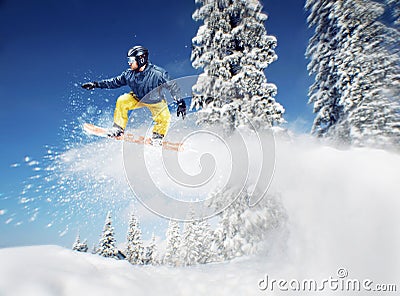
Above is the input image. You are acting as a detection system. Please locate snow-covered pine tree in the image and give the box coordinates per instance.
[205,189,248,260]
[143,233,158,265]
[191,0,284,131]
[163,220,181,266]
[125,213,144,265]
[206,188,287,260]
[72,233,81,251]
[80,239,88,252]
[196,219,213,264]
[210,225,225,262]
[180,209,206,266]
[180,219,199,266]
[72,233,88,252]
[97,211,118,258]
[306,0,400,146]
[386,0,400,61]
[333,0,400,146]
[305,0,344,137]
[387,0,400,26]
[240,192,288,255]
[220,193,247,259]
[91,243,97,254]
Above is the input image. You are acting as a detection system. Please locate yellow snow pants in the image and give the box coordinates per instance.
[113,92,171,136]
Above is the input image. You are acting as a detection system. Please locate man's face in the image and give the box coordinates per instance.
[129,59,138,71]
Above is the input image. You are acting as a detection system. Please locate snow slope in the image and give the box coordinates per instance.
[0,245,268,296]
[1,136,399,296]
[270,137,400,284]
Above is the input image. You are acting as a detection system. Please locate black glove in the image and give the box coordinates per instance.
[81,82,98,90]
[176,98,186,119]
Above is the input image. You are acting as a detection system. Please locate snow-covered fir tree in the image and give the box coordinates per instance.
[386,0,400,60]
[196,219,214,264]
[220,193,248,259]
[334,0,400,146]
[210,225,225,262]
[240,191,288,255]
[306,0,400,147]
[305,0,344,137]
[387,0,400,25]
[125,213,144,265]
[205,189,247,260]
[191,0,284,131]
[163,220,181,266]
[207,188,286,260]
[72,233,80,251]
[80,239,88,252]
[72,233,88,253]
[97,211,119,258]
[178,209,215,266]
[91,243,97,254]
[180,210,202,266]
[143,233,158,265]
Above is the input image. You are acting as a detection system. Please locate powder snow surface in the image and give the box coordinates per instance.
[1,136,399,296]
[0,245,267,296]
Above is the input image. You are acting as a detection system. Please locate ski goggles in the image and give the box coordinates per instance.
[127,56,136,64]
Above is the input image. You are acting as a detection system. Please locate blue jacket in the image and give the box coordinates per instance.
[97,63,180,104]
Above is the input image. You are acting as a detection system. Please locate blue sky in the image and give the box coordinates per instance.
[0,0,314,247]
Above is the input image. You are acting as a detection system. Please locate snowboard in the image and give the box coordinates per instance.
[83,123,184,152]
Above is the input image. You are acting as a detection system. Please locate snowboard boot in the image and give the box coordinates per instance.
[107,123,124,138]
[150,132,164,146]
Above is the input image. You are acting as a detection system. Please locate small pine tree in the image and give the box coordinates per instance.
[80,239,88,253]
[197,219,213,264]
[163,220,181,266]
[125,213,144,265]
[143,233,158,265]
[97,211,118,258]
[72,233,88,252]
[91,243,97,254]
[210,225,226,262]
[207,189,248,260]
[221,195,247,260]
[180,216,201,266]
[208,190,287,261]
[72,233,81,251]
[180,209,214,266]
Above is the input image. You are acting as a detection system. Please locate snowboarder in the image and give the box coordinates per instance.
[81,45,186,145]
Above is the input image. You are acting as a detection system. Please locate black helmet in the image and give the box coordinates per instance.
[127,45,149,69]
